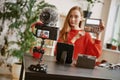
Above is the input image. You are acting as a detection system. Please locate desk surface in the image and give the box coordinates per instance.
[23,54,120,80]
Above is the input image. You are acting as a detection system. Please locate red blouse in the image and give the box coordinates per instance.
[57,29,102,60]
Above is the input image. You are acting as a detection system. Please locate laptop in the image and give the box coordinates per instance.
[56,42,74,64]
[76,54,96,69]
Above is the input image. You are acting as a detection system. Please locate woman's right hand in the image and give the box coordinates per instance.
[95,21,105,40]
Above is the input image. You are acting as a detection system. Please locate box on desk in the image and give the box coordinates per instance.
[76,54,96,69]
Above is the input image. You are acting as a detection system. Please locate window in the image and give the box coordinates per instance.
[103,0,120,47]
[112,4,120,42]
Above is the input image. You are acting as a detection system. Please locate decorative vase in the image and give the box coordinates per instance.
[111,45,117,50]
[83,11,92,18]
[12,63,21,79]
[106,43,112,49]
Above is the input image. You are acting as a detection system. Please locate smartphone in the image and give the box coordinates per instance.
[84,18,101,33]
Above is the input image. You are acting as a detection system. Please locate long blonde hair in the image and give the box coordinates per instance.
[59,6,84,42]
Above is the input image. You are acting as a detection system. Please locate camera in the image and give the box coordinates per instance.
[33,7,59,40]
[35,24,59,40]
[84,18,101,33]
[30,7,59,73]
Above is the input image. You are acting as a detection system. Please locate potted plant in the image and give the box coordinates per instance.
[84,0,104,18]
[0,0,56,62]
[0,0,56,77]
[111,39,117,50]
[112,33,120,51]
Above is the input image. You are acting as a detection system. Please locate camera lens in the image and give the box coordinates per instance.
[40,12,50,22]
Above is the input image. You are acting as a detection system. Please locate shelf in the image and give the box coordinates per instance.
[103,48,120,54]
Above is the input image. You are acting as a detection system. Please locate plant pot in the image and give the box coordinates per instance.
[12,63,21,79]
[111,45,117,50]
[83,11,92,18]
[106,43,112,49]
[118,46,120,51]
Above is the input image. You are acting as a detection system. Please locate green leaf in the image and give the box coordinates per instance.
[0,0,56,60]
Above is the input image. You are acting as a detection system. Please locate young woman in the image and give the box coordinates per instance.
[55,6,104,61]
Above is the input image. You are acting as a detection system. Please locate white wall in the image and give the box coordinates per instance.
[45,0,80,15]
[45,0,104,31]
[45,0,103,18]
[90,0,104,18]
